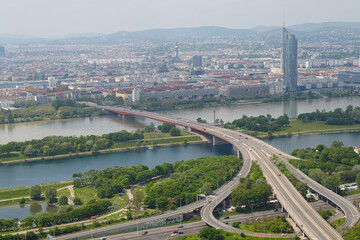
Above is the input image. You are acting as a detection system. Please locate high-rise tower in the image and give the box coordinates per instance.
[282,27,298,93]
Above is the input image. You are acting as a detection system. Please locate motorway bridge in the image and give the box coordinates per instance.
[79,103,359,240]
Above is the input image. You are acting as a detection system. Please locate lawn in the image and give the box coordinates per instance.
[74,186,128,207]
[0,181,72,201]
[111,136,201,149]
[57,188,71,198]
[246,120,360,137]
[0,152,28,162]
[331,217,346,229]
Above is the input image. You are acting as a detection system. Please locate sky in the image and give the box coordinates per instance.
[1,0,360,37]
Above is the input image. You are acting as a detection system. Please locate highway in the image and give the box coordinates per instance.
[75,104,359,240]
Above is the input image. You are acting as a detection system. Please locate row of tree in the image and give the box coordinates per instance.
[21,199,111,227]
[0,130,144,157]
[224,114,290,132]
[157,123,181,136]
[297,105,360,125]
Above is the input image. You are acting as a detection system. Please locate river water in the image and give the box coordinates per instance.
[0,144,236,190]
[0,203,57,220]
[1,96,360,144]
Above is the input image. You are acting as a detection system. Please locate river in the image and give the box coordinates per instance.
[0,144,236,190]
[1,96,360,144]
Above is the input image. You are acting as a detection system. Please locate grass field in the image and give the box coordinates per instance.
[73,186,128,207]
[0,181,72,201]
[331,217,346,229]
[246,120,360,137]
[57,188,71,198]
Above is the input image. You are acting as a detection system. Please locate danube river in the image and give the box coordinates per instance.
[1,96,360,144]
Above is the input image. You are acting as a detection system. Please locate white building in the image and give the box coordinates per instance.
[132,88,142,102]
[48,77,57,88]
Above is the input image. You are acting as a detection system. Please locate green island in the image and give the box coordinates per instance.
[174,227,299,240]
[0,123,204,164]
[222,105,360,138]
[0,99,104,124]
[232,216,294,234]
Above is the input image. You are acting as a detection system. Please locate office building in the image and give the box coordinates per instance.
[338,71,360,84]
[282,28,298,93]
[192,55,202,67]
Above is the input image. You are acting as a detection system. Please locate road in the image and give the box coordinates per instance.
[70,104,359,239]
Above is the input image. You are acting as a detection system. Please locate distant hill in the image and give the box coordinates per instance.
[0,34,46,45]
[2,21,360,45]
[287,22,360,32]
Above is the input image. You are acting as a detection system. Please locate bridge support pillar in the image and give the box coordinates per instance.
[237,150,241,159]
[212,136,230,146]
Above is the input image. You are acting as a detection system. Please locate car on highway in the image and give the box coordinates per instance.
[224,216,230,219]
[172,230,178,233]
[178,225,183,228]
[141,231,148,235]
[171,233,177,237]
[100,238,106,240]
[178,231,184,234]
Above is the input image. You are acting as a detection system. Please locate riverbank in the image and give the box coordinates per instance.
[0,132,206,165]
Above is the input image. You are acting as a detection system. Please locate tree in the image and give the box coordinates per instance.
[58,195,68,206]
[25,231,39,240]
[296,182,308,197]
[44,186,57,204]
[126,211,133,220]
[356,173,360,186]
[308,168,325,182]
[133,191,144,208]
[30,185,42,200]
[73,197,83,205]
[170,127,181,136]
[196,117,207,123]
[21,216,35,227]
[321,176,340,192]
[199,182,212,195]
[198,227,224,240]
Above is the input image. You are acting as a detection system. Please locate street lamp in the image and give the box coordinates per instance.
[137,222,139,237]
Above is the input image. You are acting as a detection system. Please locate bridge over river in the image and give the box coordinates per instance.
[72,103,359,240]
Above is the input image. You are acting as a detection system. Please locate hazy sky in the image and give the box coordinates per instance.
[1,0,360,37]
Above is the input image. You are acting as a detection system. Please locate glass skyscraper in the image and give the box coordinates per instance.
[282,28,298,93]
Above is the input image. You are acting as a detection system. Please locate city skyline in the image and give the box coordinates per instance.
[1,0,360,37]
